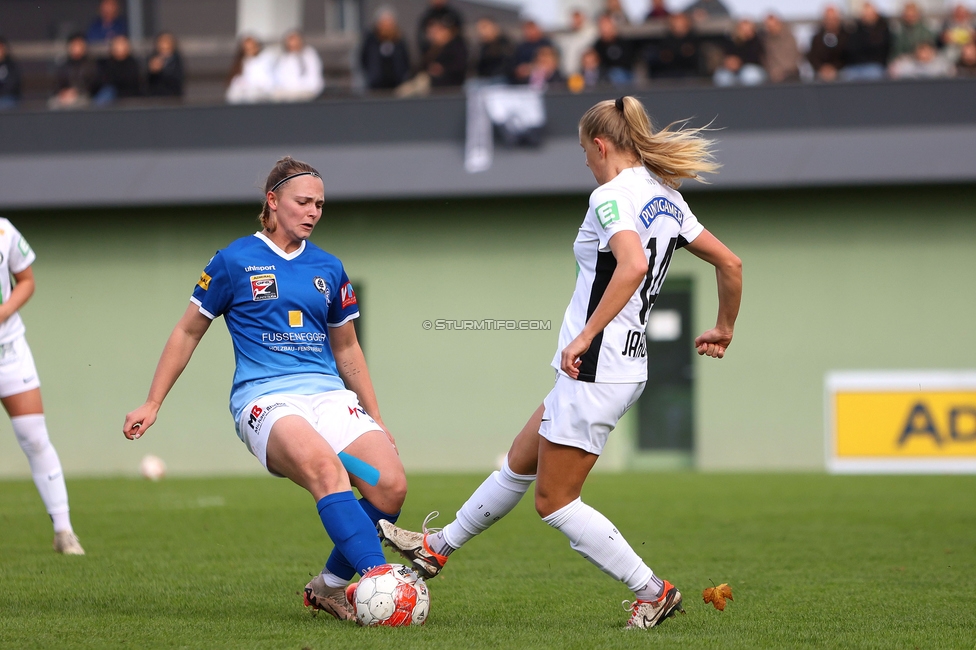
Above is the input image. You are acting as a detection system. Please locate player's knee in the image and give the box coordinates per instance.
[375,470,407,511]
[534,491,558,519]
[306,454,349,496]
[14,429,50,457]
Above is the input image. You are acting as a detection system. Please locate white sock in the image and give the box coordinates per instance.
[12,414,72,533]
[542,498,653,594]
[320,570,349,588]
[439,457,535,552]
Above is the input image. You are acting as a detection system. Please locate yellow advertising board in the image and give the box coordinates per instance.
[826,371,976,473]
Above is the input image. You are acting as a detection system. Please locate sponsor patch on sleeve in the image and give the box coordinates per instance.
[596,200,621,229]
[340,281,357,309]
[197,271,212,291]
[17,237,32,257]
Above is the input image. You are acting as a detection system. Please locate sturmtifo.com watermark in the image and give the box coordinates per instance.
[422,319,552,331]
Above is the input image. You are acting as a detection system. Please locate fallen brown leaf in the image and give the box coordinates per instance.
[702,583,733,611]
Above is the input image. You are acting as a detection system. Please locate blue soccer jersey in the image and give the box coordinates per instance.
[190,232,360,419]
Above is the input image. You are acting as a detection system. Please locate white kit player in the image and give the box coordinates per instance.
[0,218,84,555]
[379,96,743,629]
[124,157,406,622]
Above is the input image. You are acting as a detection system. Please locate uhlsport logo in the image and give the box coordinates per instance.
[639,197,684,228]
[250,274,278,301]
[340,282,357,308]
[596,200,620,229]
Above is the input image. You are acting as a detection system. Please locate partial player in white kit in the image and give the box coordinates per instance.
[379,96,743,629]
[0,218,84,555]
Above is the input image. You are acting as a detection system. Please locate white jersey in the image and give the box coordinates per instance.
[552,167,704,383]
[0,219,36,345]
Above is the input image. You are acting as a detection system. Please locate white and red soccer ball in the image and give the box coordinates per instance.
[353,563,429,627]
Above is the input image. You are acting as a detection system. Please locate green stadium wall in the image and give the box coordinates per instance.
[1,185,974,478]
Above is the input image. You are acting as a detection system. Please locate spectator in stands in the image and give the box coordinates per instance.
[714,19,766,86]
[147,32,184,97]
[528,45,564,90]
[889,41,955,78]
[423,17,468,88]
[761,13,800,83]
[475,18,514,81]
[940,4,975,50]
[555,10,597,77]
[512,20,553,84]
[891,3,935,59]
[87,0,127,43]
[604,0,631,26]
[50,33,98,109]
[808,5,847,81]
[270,31,324,102]
[956,41,976,76]
[417,0,464,58]
[578,47,602,88]
[684,0,730,22]
[361,7,411,90]
[649,11,702,79]
[646,0,671,21]
[0,37,22,110]
[226,36,274,103]
[94,34,143,104]
[841,2,890,81]
[593,13,635,85]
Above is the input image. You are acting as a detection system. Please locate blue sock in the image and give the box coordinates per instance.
[325,497,400,580]
[316,492,388,577]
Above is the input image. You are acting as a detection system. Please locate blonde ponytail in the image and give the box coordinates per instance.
[579,96,719,188]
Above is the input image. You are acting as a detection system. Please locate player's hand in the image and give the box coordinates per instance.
[694,327,733,359]
[375,418,398,455]
[123,403,159,440]
[560,334,593,379]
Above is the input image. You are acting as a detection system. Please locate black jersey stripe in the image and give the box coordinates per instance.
[577,250,617,382]
[638,238,658,326]
[650,237,678,296]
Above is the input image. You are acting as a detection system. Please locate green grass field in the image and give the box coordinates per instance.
[1,473,974,649]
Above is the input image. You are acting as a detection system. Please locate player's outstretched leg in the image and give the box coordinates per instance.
[379,456,535,578]
[12,414,84,555]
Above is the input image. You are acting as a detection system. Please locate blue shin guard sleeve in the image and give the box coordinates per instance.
[317,492,387,577]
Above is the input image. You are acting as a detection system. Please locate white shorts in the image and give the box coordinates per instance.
[539,374,645,455]
[235,390,381,475]
[0,335,40,398]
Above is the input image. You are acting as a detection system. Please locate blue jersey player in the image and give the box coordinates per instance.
[124,157,405,621]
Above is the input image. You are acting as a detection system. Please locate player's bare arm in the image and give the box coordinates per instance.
[684,228,742,358]
[329,320,396,448]
[0,267,36,324]
[123,304,212,439]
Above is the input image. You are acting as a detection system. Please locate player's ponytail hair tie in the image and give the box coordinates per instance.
[614,96,626,112]
[270,171,320,193]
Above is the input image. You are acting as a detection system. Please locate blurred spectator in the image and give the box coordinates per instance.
[512,20,553,84]
[841,2,890,81]
[684,0,730,22]
[761,13,800,83]
[891,3,935,59]
[423,18,468,87]
[956,41,976,76]
[528,45,564,89]
[147,32,184,97]
[646,0,671,21]
[554,10,597,77]
[94,34,143,104]
[50,33,98,109]
[604,0,631,26]
[361,7,411,90]
[0,37,22,110]
[271,31,324,101]
[808,5,847,81]
[417,0,464,57]
[889,41,955,78]
[571,47,602,90]
[940,4,975,51]
[87,0,127,43]
[226,36,274,103]
[714,19,766,86]
[649,12,702,79]
[593,13,635,85]
[475,18,514,81]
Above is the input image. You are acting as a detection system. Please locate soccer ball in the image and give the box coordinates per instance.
[139,454,166,481]
[353,563,429,627]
